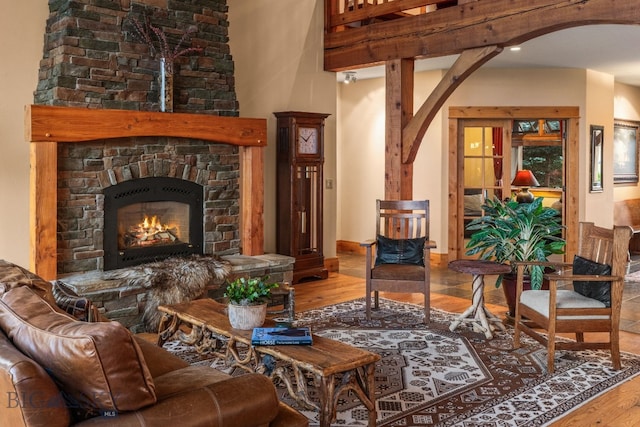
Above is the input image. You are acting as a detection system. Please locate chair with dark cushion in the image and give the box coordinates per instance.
[360,200,436,323]
[513,222,632,373]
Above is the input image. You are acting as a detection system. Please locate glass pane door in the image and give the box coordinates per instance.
[457,121,511,258]
[511,119,565,212]
[456,118,566,259]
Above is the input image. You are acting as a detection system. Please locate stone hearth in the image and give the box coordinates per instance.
[60,254,294,333]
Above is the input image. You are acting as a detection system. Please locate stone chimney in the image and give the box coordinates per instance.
[34,0,237,114]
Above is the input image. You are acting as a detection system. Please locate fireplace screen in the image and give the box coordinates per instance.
[103,177,203,270]
[117,201,190,249]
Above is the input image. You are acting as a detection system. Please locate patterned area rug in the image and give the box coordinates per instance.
[625,269,640,282]
[163,298,640,426]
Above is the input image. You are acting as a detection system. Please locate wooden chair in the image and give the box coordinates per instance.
[360,200,436,323]
[513,222,632,373]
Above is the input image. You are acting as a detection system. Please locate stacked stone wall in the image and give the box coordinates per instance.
[35,0,236,114]
[57,137,240,274]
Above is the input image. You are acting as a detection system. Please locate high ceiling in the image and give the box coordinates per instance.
[339,25,640,87]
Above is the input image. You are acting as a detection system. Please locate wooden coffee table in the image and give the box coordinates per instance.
[156,298,380,427]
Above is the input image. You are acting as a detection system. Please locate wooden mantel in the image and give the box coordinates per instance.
[25,105,267,280]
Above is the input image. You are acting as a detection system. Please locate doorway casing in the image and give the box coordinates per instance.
[448,106,579,261]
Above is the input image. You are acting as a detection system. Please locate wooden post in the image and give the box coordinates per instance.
[241,146,264,255]
[385,58,414,200]
[30,141,58,280]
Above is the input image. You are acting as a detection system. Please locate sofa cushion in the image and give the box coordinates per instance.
[0,259,58,308]
[0,286,157,418]
[133,334,190,378]
[0,329,70,427]
[152,367,280,426]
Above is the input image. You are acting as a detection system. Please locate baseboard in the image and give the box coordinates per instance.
[336,240,366,255]
[336,240,447,267]
[324,257,339,273]
[430,252,447,267]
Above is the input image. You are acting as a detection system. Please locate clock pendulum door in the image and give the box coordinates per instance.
[296,164,317,255]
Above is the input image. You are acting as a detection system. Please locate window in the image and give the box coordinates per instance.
[512,119,564,189]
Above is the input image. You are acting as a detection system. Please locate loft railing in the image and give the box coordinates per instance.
[325,0,461,33]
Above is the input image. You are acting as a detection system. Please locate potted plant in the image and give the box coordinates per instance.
[465,197,566,317]
[224,276,278,330]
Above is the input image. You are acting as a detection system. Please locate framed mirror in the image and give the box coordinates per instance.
[590,125,603,192]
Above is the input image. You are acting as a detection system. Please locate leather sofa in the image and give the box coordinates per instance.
[0,260,308,427]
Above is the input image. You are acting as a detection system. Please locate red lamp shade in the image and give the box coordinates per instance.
[511,170,540,187]
[511,170,539,203]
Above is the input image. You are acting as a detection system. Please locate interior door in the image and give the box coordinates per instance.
[457,120,511,258]
[454,118,566,259]
[448,107,578,261]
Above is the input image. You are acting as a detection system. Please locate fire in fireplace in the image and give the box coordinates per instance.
[118,203,188,248]
[104,177,204,270]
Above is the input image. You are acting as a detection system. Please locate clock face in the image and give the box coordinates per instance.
[297,127,318,155]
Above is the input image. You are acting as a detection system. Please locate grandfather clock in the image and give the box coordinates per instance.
[275,111,330,283]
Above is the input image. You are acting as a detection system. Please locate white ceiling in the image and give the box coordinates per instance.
[338,25,640,87]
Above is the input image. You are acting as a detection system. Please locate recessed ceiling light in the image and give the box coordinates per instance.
[510,46,521,52]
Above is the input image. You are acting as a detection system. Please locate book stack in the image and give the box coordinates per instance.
[251,327,313,346]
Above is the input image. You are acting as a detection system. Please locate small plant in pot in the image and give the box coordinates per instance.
[465,196,566,318]
[224,276,278,330]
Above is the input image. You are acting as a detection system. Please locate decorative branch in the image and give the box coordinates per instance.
[129,17,203,72]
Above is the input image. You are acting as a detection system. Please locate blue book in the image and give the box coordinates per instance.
[251,327,313,346]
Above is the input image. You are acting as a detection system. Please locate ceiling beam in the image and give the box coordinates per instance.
[402,45,502,164]
[325,0,640,71]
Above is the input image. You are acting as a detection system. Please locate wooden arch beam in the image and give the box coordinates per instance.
[402,45,502,164]
[325,0,640,71]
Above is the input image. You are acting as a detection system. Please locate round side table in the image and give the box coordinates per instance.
[448,259,511,339]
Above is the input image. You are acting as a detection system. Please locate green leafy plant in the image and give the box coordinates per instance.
[224,276,278,306]
[465,197,566,289]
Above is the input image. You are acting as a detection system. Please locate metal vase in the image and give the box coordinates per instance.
[159,57,174,112]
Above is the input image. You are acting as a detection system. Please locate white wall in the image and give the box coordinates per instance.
[0,2,48,267]
[336,77,386,243]
[336,70,444,246]
[228,0,337,257]
[583,70,615,227]
[337,67,630,252]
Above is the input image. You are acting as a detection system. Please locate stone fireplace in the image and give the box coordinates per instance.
[25,0,294,330]
[26,104,282,331]
[28,0,267,279]
[57,135,238,274]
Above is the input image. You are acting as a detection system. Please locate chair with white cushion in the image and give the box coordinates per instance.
[513,222,632,373]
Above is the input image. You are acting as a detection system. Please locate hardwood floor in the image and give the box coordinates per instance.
[293,270,640,426]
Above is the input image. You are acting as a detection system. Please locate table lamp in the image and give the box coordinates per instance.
[511,170,539,203]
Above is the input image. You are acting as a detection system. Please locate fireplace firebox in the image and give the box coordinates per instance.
[104,177,204,270]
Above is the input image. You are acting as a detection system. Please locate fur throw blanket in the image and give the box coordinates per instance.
[104,255,231,332]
